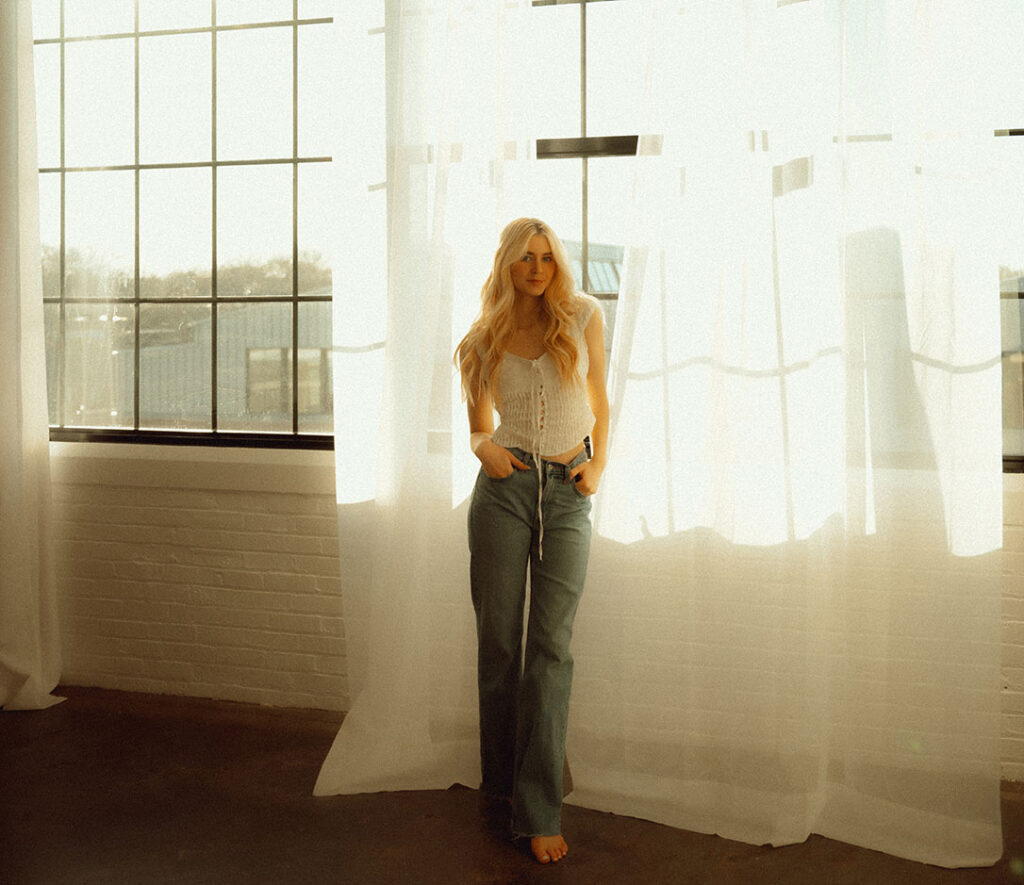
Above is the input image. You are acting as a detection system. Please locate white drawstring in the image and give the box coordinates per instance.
[533,362,545,560]
[535,451,544,560]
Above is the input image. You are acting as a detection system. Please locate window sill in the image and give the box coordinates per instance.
[49,439,336,496]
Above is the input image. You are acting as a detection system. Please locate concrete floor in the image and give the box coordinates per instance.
[2,687,1022,885]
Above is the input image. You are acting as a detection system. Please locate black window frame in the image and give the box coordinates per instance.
[35,0,334,451]
[36,3,1024,470]
[998,131,1024,473]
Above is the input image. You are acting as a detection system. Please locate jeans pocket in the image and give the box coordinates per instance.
[481,467,516,484]
[569,476,590,500]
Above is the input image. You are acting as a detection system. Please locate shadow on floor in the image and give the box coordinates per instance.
[2,686,1021,884]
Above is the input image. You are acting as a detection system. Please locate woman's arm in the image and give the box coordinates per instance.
[468,390,530,478]
[570,308,609,495]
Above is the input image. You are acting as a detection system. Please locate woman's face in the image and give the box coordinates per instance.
[509,234,556,299]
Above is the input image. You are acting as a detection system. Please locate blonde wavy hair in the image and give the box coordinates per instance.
[455,217,582,406]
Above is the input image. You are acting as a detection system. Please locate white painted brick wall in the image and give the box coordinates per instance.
[48,444,1024,781]
[50,444,347,711]
[1003,477,1024,782]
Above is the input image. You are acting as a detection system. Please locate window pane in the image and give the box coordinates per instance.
[333,186,386,345]
[972,0,1022,131]
[35,0,335,441]
[218,302,292,432]
[245,347,290,417]
[140,303,212,430]
[587,155,631,294]
[995,137,1024,458]
[216,27,293,160]
[65,171,134,300]
[835,1,893,138]
[297,164,332,296]
[298,0,335,18]
[31,0,60,40]
[537,162,582,247]
[352,30,385,186]
[64,0,134,37]
[526,3,581,138]
[140,167,212,298]
[587,1,647,136]
[217,164,292,296]
[33,42,60,168]
[140,33,212,164]
[296,348,328,426]
[38,173,60,298]
[298,22,335,157]
[507,160,582,284]
[64,38,134,167]
[298,303,332,433]
[44,303,59,422]
[1003,292,1024,458]
[64,303,135,428]
[216,0,293,26]
[138,0,211,31]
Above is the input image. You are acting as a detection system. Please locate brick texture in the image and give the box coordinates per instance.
[51,446,346,711]
[49,446,1024,781]
[1003,481,1024,782]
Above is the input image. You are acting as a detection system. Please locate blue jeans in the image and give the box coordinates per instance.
[468,447,592,838]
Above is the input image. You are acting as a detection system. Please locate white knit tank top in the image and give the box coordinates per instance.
[491,293,599,457]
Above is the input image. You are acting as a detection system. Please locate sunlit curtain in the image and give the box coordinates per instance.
[316,0,1005,867]
[318,0,545,794]
[578,0,1003,866]
[0,0,62,711]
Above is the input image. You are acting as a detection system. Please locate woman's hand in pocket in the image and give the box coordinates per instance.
[477,440,530,479]
[569,457,605,496]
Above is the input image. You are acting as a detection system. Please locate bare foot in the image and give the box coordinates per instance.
[530,835,568,864]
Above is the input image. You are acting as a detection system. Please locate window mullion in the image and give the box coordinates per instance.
[210,0,219,433]
[580,0,589,293]
[291,0,300,435]
[57,0,67,429]
[133,0,141,431]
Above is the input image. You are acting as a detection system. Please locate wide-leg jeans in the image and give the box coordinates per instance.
[468,447,592,838]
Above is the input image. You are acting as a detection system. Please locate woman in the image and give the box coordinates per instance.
[455,217,609,864]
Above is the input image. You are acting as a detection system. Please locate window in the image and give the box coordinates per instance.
[536,1,1024,472]
[33,0,334,446]
[532,0,645,359]
[33,2,1021,468]
[998,131,1024,471]
[246,345,331,418]
[990,0,1024,470]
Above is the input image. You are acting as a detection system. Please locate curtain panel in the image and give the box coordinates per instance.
[317,0,1004,867]
[0,0,62,711]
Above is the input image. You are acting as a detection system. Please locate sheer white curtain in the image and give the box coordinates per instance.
[579,0,1003,866]
[0,0,62,711]
[317,0,545,793]
[317,0,1004,867]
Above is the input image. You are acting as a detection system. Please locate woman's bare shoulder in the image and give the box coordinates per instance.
[571,292,603,327]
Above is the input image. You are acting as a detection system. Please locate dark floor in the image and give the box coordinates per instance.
[1,687,1022,885]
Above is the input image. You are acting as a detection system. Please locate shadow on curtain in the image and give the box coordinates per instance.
[316,0,1004,868]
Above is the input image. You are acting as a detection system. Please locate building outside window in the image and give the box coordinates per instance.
[32,0,1024,468]
[33,0,335,445]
